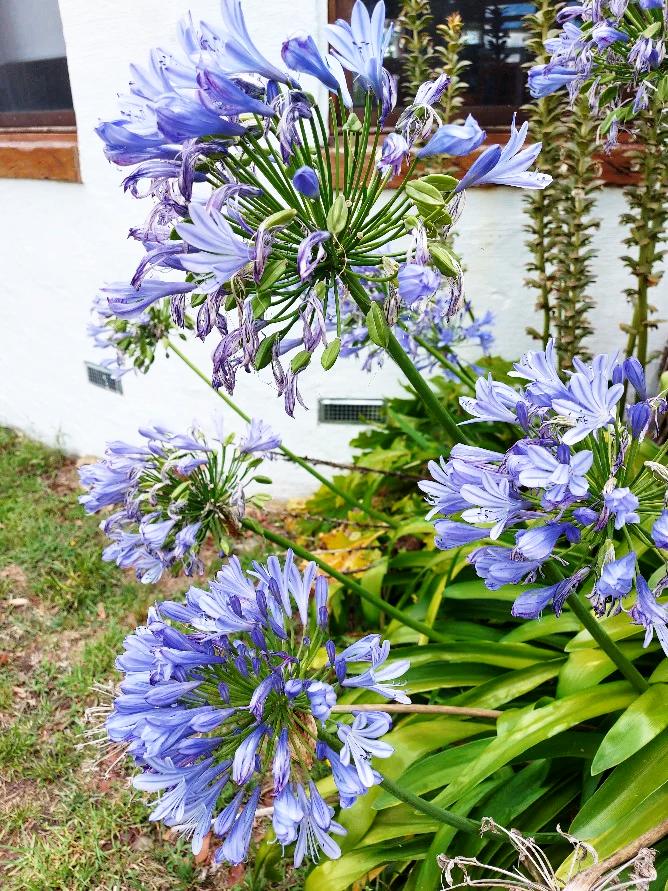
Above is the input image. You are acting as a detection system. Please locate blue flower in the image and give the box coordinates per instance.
[469,546,542,591]
[528,64,577,98]
[378,133,410,177]
[591,552,637,614]
[652,511,668,549]
[552,371,624,445]
[101,280,195,320]
[215,0,292,84]
[326,1,392,104]
[591,21,629,49]
[176,202,254,286]
[107,551,406,866]
[239,418,281,455]
[517,444,592,505]
[604,487,640,529]
[460,376,527,424]
[418,115,486,158]
[297,231,331,280]
[629,575,668,657]
[292,165,321,198]
[460,473,530,539]
[512,568,589,619]
[337,711,393,787]
[454,117,552,192]
[434,520,489,549]
[397,263,441,306]
[281,33,352,106]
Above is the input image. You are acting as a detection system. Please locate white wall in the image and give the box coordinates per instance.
[0,0,666,497]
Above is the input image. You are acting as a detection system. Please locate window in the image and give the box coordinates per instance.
[332,1,536,126]
[0,0,79,181]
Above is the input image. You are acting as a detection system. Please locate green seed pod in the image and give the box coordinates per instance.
[422,174,458,194]
[405,180,445,208]
[321,338,341,370]
[366,303,390,348]
[263,208,298,229]
[429,242,460,276]
[254,334,277,370]
[327,195,349,235]
[291,350,313,373]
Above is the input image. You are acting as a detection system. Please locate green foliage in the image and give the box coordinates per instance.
[298,376,668,889]
[398,0,435,99]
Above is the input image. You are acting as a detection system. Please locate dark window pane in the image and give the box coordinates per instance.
[357,1,536,124]
[0,0,74,127]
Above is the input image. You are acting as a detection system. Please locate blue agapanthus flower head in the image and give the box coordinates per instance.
[95,0,549,416]
[107,551,408,865]
[79,419,280,582]
[420,342,668,644]
[528,0,668,135]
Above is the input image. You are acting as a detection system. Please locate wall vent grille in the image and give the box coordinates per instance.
[318,398,384,425]
[86,363,123,394]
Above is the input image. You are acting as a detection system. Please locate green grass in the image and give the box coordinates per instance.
[0,428,302,890]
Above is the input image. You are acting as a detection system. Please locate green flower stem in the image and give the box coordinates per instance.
[343,274,469,445]
[165,338,398,528]
[567,593,649,693]
[241,516,451,644]
[411,334,477,390]
[375,774,480,834]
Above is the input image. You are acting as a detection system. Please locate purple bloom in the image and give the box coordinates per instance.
[239,418,281,455]
[622,357,647,400]
[517,444,592,505]
[153,93,247,142]
[102,280,195,320]
[512,568,589,619]
[652,511,668,549]
[342,650,410,702]
[510,339,569,405]
[469,546,542,591]
[307,681,337,722]
[628,36,664,72]
[276,90,313,162]
[281,33,352,106]
[214,0,292,84]
[528,64,578,98]
[460,376,526,425]
[591,552,636,614]
[297,231,330,280]
[434,519,489,549]
[604,487,640,529]
[629,575,668,658]
[591,21,629,50]
[293,782,345,867]
[176,203,254,286]
[552,372,624,445]
[337,712,393,787]
[460,472,530,539]
[627,401,651,440]
[293,165,320,198]
[321,744,375,807]
[378,133,410,177]
[418,115,486,158]
[218,786,262,865]
[397,263,441,305]
[514,523,572,561]
[413,72,451,107]
[455,117,552,192]
[326,1,392,104]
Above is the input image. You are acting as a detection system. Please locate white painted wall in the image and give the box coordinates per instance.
[0,1,666,497]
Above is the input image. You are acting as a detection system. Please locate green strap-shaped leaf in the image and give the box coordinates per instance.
[449,660,565,710]
[591,685,668,775]
[557,643,648,697]
[431,682,636,810]
[304,838,428,891]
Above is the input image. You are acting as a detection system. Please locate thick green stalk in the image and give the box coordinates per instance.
[165,339,398,528]
[567,594,649,693]
[343,274,469,445]
[241,516,451,645]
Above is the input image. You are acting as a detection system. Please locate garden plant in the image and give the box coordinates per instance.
[72,0,668,887]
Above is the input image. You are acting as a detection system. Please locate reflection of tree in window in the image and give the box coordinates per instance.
[352,0,536,124]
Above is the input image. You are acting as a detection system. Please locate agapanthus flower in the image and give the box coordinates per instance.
[107,551,405,865]
[454,118,552,192]
[421,342,668,641]
[417,115,486,158]
[96,1,546,416]
[79,420,275,581]
[529,0,668,134]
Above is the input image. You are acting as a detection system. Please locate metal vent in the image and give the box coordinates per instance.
[318,398,384,425]
[86,363,123,394]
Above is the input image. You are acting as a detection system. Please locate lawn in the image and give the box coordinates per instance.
[0,428,300,891]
